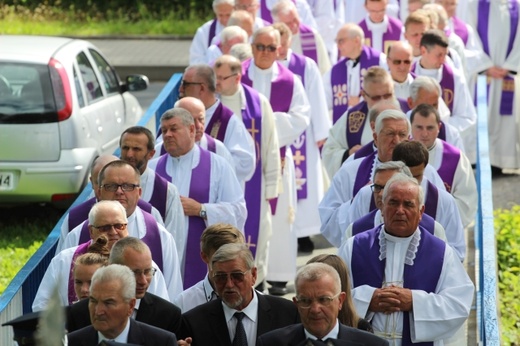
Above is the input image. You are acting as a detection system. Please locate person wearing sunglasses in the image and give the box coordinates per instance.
[257,262,388,345]
[180,243,300,346]
[386,41,415,100]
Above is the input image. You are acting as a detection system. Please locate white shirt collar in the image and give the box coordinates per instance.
[304,319,340,340]
[202,273,218,302]
[98,317,131,343]
[222,288,259,324]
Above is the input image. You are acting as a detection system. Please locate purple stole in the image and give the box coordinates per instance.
[436,141,461,194]
[478,0,518,115]
[351,225,445,346]
[398,98,410,113]
[344,101,369,149]
[155,149,212,289]
[438,120,447,141]
[241,84,263,258]
[451,16,469,45]
[287,52,309,199]
[353,141,376,160]
[424,181,439,219]
[204,133,217,153]
[241,59,294,213]
[68,197,96,231]
[358,16,403,54]
[67,241,91,305]
[412,62,455,112]
[330,46,381,123]
[149,173,168,220]
[208,19,217,47]
[299,24,318,64]
[352,151,377,198]
[260,0,295,24]
[205,102,234,142]
[352,209,436,236]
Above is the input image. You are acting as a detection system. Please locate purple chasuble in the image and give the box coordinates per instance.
[205,102,234,142]
[68,197,96,231]
[477,0,518,115]
[451,16,469,45]
[67,241,91,305]
[149,173,168,220]
[358,16,403,54]
[299,24,318,63]
[352,151,377,198]
[344,101,369,149]
[350,225,445,346]
[331,46,381,123]
[208,19,217,47]
[436,141,461,193]
[241,83,263,258]
[352,209,436,236]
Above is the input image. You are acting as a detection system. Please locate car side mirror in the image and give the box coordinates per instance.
[124,74,149,92]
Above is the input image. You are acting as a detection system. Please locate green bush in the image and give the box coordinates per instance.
[495,205,520,345]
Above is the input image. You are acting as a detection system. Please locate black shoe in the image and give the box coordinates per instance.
[268,281,287,296]
[298,236,314,254]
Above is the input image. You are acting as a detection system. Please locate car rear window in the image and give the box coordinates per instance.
[0,63,58,124]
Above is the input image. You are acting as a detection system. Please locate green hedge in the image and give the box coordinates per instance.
[495,205,520,345]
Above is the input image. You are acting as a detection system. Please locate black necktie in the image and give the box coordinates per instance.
[233,312,248,346]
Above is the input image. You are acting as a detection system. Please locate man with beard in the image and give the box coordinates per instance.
[180,243,299,346]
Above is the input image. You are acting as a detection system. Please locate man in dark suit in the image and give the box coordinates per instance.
[180,243,300,346]
[67,264,177,345]
[67,237,182,335]
[257,263,388,346]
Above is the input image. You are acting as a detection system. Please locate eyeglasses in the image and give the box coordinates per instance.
[294,293,341,309]
[91,223,127,233]
[212,270,250,285]
[181,80,204,87]
[101,183,140,192]
[132,268,157,278]
[362,90,393,102]
[370,183,385,193]
[389,59,412,65]
[216,73,238,81]
[254,44,277,52]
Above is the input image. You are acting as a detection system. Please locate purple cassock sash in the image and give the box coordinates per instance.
[242,59,294,213]
[436,141,461,193]
[68,197,96,231]
[424,181,439,219]
[451,16,469,45]
[155,149,212,289]
[352,209,436,236]
[67,241,91,305]
[149,173,168,220]
[331,46,381,123]
[241,83,263,258]
[260,0,295,24]
[208,19,217,47]
[344,101,368,149]
[478,0,518,115]
[287,52,308,200]
[351,225,445,346]
[353,141,376,160]
[299,24,318,64]
[352,151,377,198]
[358,16,403,54]
[204,133,217,153]
[205,102,234,142]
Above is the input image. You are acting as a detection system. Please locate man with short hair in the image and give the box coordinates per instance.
[339,173,474,345]
[67,237,183,336]
[67,264,178,345]
[179,243,300,346]
[257,262,389,345]
[149,108,246,290]
[404,9,431,59]
[258,0,317,30]
[234,0,270,30]
[207,25,249,64]
[358,0,404,54]
[386,41,415,99]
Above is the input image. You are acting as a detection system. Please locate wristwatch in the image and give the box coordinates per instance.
[199,205,207,220]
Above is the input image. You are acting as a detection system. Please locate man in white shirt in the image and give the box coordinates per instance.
[387,41,415,99]
[339,173,474,345]
[358,0,404,54]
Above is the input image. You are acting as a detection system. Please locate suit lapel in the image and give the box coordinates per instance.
[127,319,145,344]
[135,293,154,323]
[210,300,233,346]
[256,294,273,336]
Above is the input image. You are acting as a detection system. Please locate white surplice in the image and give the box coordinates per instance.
[189,19,225,65]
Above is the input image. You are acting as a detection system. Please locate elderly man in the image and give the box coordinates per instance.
[339,173,474,345]
[234,0,270,30]
[33,201,170,311]
[207,25,249,64]
[213,54,281,287]
[189,0,234,64]
[387,41,415,99]
[67,237,182,336]
[179,243,300,346]
[271,0,331,74]
[257,263,389,345]
[258,0,317,30]
[67,264,178,345]
[323,23,388,123]
[148,108,246,290]
[358,0,404,54]
[179,64,256,185]
[410,104,477,228]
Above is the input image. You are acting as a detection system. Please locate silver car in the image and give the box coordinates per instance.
[0,35,148,207]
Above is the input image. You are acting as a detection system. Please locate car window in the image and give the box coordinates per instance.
[76,52,103,103]
[89,49,120,95]
[73,66,86,108]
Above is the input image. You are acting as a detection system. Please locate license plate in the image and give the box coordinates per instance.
[0,172,14,191]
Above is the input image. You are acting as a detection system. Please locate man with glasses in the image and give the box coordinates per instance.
[387,41,415,99]
[33,201,170,311]
[180,243,299,346]
[258,262,388,345]
[61,160,183,301]
[67,237,183,337]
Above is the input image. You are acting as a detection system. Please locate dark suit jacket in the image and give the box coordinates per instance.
[66,292,182,336]
[180,293,300,346]
[67,318,177,346]
[256,323,389,346]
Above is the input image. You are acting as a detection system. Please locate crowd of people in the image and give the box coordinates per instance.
[8,0,520,344]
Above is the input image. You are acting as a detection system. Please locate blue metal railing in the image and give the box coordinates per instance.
[0,73,501,345]
[0,73,181,344]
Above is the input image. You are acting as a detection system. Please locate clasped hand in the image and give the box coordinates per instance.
[369,286,413,314]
